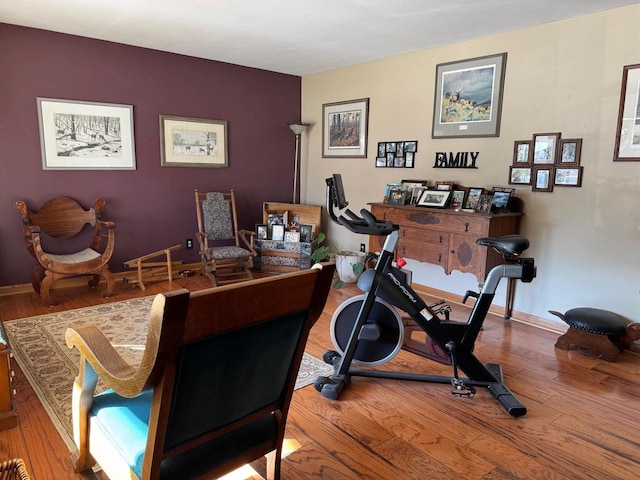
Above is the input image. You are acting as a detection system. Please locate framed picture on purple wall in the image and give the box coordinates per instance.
[160,115,228,168]
[37,97,136,170]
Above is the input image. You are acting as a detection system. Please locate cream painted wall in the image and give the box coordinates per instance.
[300,5,640,324]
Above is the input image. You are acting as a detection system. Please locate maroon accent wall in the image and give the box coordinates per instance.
[0,24,302,286]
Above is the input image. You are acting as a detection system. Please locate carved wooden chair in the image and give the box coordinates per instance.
[14,197,115,306]
[194,189,256,287]
[65,264,334,480]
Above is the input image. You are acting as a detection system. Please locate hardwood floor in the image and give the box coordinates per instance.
[0,276,639,479]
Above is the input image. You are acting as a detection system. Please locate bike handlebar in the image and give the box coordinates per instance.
[326,176,398,236]
[336,207,398,236]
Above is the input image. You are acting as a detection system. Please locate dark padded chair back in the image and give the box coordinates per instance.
[165,310,307,450]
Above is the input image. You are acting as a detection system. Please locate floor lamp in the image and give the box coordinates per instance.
[289,122,310,204]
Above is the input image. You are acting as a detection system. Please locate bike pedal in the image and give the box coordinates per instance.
[451,379,476,397]
[451,390,475,398]
[429,299,452,319]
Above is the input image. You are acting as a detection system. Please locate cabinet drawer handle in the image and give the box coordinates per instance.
[439,235,443,244]
[401,246,406,255]
[465,222,469,232]
[450,249,455,254]
[402,228,406,237]
[438,253,442,262]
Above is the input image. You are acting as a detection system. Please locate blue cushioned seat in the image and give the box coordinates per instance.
[91,389,279,479]
[91,390,153,478]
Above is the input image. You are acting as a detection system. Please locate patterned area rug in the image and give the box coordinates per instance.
[5,296,333,451]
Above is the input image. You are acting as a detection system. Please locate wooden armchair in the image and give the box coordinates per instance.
[14,197,115,306]
[194,189,256,287]
[65,263,334,480]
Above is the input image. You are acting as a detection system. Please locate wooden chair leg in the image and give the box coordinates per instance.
[88,274,100,288]
[40,273,55,306]
[265,449,281,480]
[70,363,98,473]
[102,269,115,297]
[205,271,217,287]
[31,266,45,294]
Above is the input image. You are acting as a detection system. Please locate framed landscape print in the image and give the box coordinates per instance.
[432,52,507,138]
[555,167,583,187]
[532,166,554,192]
[322,98,369,157]
[558,138,582,166]
[513,140,532,165]
[509,166,532,185]
[491,191,511,212]
[613,63,640,161]
[37,97,136,170]
[160,115,228,168]
[532,132,561,164]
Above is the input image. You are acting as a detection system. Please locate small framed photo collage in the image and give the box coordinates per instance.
[257,211,314,243]
[376,141,418,168]
[509,133,583,192]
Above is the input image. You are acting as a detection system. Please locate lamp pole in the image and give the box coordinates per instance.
[288,122,310,204]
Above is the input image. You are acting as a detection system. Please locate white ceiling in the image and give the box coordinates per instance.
[2,0,638,76]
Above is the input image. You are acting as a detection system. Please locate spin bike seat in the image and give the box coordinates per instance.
[476,235,529,256]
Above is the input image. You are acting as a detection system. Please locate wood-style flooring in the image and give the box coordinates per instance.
[0,275,638,479]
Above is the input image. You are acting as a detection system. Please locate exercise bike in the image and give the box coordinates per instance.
[314,174,536,417]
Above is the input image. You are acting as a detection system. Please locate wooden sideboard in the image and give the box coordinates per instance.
[368,203,522,317]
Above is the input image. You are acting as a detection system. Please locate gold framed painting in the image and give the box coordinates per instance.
[160,115,228,167]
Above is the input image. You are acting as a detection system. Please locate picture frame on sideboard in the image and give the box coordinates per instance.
[417,189,452,208]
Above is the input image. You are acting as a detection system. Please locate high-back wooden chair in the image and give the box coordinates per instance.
[194,189,256,287]
[65,263,334,480]
[14,197,115,306]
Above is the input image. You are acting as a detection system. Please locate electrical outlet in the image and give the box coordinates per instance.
[360,243,366,252]
[186,238,193,249]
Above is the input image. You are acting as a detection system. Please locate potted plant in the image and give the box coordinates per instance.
[311,232,365,288]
